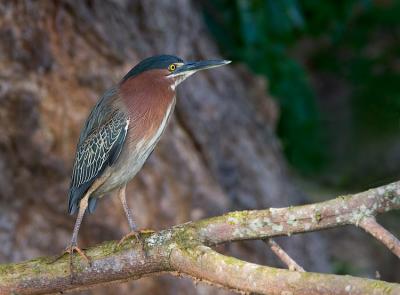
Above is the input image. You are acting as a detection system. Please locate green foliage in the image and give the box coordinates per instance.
[311,1,400,142]
[203,0,400,179]
[203,0,328,174]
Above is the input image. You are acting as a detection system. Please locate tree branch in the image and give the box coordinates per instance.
[264,239,305,271]
[358,217,400,258]
[1,181,400,294]
[171,245,398,295]
[196,181,400,244]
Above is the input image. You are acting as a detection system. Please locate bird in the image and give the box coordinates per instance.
[64,54,230,262]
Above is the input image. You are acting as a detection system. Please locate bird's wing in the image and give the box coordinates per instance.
[77,88,118,145]
[68,109,129,215]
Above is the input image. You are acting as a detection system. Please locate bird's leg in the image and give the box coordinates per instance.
[48,196,91,269]
[117,185,142,247]
[64,197,91,281]
[65,196,91,266]
[55,196,91,282]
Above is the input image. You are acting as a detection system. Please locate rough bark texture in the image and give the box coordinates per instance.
[1,181,399,294]
[0,1,329,294]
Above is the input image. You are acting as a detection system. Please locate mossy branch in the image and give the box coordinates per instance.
[1,181,400,294]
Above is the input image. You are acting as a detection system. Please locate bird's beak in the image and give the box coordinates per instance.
[169,59,231,77]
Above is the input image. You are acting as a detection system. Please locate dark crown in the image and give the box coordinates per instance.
[122,55,184,82]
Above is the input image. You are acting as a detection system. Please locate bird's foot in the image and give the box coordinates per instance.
[64,245,91,266]
[48,245,90,266]
[59,245,92,282]
[48,244,91,282]
[117,229,155,247]
[117,230,141,247]
[115,229,155,255]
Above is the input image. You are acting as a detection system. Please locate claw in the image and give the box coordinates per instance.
[117,230,141,247]
[48,244,91,282]
[48,245,90,265]
[66,245,91,282]
[115,229,153,256]
[65,245,91,266]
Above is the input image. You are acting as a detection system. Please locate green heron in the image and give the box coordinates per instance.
[65,55,230,261]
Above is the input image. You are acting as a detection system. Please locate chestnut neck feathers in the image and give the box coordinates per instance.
[118,69,176,140]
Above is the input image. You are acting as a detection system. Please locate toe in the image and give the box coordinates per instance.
[72,246,91,265]
[139,229,155,234]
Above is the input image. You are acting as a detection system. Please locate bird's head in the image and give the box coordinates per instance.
[122,55,231,90]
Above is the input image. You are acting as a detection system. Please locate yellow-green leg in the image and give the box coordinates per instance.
[66,195,91,265]
[117,184,141,246]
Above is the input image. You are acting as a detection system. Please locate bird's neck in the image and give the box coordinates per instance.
[118,70,176,139]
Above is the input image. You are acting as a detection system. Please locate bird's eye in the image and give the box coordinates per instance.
[168,64,176,72]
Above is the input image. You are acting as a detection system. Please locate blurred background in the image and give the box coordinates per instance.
[0,0,398,294]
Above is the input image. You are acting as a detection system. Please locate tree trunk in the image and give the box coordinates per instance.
[0,1,329,294]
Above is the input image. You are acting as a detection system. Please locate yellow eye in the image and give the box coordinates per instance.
[168,64,176,72]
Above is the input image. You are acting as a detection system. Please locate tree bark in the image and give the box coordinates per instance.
[1,180,399,294]
[0,0,327,294]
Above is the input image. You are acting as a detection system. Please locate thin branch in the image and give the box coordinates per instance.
[358,217,400,258]
[264,239,305,272]
[0,181,400,294]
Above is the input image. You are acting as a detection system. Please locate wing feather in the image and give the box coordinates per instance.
[68,110,129,215]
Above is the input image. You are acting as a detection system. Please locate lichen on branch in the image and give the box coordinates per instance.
[1,181,400,295]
